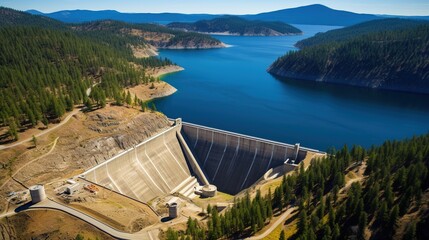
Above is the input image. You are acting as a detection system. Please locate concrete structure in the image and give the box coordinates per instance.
[180,123,318,194]
[168,202,179,218]
[65,183,80,195]
[82,123,199,203]
[29,185,46,203]
[80,118,321,203]
[201,184,217,197]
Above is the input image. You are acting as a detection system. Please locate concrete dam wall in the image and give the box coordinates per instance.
[81,119,321,202]
[83,125,198,203]
[181,123,313,195]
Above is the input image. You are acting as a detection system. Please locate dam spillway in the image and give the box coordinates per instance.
[82,119,322,203]
[180,123,313,194]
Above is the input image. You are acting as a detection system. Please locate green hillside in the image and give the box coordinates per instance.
[0,26,168,138]
[0,7,225,141]
[166,133,429,239]
[268,24,429,94]
[167,16,302,36]
[296,18,428,48]
[73,20,225,50]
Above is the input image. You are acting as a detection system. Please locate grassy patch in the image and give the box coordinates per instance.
[264,225,282,240]
[284,218,298,239]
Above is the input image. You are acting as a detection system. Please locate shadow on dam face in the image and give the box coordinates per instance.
[181,123,309,195]
[81,120,319,203]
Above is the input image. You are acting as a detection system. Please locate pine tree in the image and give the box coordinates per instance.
[332,223,340,240]
[403,221,417,240]
[42,116,49,128]
[298,210,308,235]
[279,229,285,240]
[388,205,399,235]
[358,212,367,240]
[32,135,37,147]
[8,119,18,141]
[207,204,212,216]
[133,94,139,107]
[126,91,132,106]
[151,102,157,112]
[166,228,179,240]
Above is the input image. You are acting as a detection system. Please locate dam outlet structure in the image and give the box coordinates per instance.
[80,119,322,203]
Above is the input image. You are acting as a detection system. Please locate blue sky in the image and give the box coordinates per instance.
[1,0,428,16]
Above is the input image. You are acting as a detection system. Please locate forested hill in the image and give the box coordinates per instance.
[72,20,225,49]
[167,16,302,36]
[0,8,177,141]
[268,24,429,94]
[0,26,172,141]
[0,7,225,51]
[296,18,429,48]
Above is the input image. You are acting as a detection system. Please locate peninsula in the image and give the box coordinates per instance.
[167,16,302,36]
[268,19,429,94]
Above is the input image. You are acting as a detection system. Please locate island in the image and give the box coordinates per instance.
[167,16,302,36]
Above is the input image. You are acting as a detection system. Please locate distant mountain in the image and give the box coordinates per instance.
[167,16,302,36]
[268,22,429,94]
[26,9,218,24]
[296,18,429,48]
[26,5,429,26]
[0,7,66,29]
[246,4,382,26]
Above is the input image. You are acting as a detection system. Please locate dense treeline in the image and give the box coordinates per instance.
[0,26,163,139]
[268,24,429,94]
[74,20,223,50]
[291,135,429,240]
[296,18,428,48]
[166,134,429,239]
[167,16,302,36]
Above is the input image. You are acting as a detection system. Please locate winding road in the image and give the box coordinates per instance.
[1,198,158,240]
[0,108,79,151]
[0,84,95,151]
[0,137,59,190]
[246,207,297,240]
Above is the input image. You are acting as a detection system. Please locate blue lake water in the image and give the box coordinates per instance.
[155,24,429,150]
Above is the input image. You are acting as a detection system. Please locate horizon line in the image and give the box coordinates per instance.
[21,4,428,17]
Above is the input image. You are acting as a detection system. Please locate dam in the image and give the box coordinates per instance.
[181,123,314,194]
[82,119,322,202]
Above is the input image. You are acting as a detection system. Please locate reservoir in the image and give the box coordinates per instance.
[155,24,429,150]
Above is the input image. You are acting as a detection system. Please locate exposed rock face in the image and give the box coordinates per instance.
[122,27,225,49]
[14,110,171,186]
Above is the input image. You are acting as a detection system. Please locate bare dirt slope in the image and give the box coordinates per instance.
[0,106,170,213]
[49,179,159,233]
[0,210,114,240]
